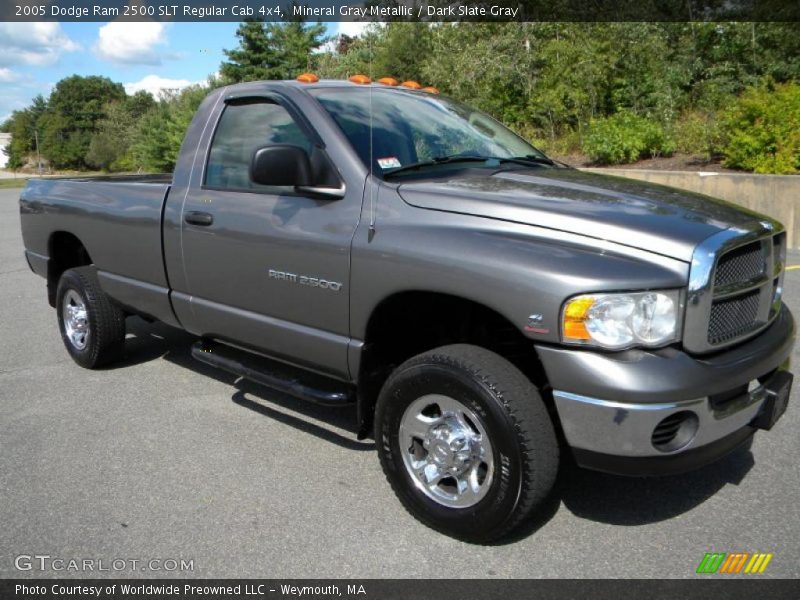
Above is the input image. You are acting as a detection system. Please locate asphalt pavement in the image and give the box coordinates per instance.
[1,188,798,578]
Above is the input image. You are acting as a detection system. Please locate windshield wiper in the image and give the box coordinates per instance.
[383,155,488,178]
[496,155,558,168]
[383,154,562,178]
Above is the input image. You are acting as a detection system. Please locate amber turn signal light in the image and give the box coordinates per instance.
[562,296,595,340]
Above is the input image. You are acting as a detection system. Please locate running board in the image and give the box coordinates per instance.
[190,341,355,407]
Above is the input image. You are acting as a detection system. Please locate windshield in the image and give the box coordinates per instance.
[309,87,547,176]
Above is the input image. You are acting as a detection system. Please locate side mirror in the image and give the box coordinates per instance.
[250,145,312,187]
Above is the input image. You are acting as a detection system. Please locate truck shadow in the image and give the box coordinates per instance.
[120,317,373,452]
[120,316,757,540]
[493,445,755,545]
[556,443,755,526]
[495,443,755,545]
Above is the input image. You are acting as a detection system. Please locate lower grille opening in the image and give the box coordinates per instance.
[652,411,699,453]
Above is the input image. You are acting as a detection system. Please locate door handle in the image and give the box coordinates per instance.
[185,211,214,226]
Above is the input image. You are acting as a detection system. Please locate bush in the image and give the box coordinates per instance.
[582,112,675,165]
[519,127,583,158]
[674,111,724,160]
[720,82,800,174]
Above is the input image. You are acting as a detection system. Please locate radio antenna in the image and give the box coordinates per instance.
[368,29,377,242]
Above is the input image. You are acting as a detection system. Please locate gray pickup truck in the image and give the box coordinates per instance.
[20,77,794,542]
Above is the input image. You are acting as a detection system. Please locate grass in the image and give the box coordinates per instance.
[0,178,28,189]
[0,169,114,189]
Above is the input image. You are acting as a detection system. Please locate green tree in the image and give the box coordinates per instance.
[39,75,125,169]
[130,86,209,172]
[86,102,134,171]
[422,24,533,125]
[2,95,47,170]
[220,17,327,83]
[370,22,432,81]
[311,26,383,79]
[125,90,157,119]
[86,92,159,171]
[526,24,614,140]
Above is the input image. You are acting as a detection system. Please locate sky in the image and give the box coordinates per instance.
[0,21,371,124]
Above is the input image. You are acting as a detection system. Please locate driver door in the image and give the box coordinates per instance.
[176,97,360,378]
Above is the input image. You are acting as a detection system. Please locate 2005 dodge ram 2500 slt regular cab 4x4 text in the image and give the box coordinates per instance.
[19,77,795,542]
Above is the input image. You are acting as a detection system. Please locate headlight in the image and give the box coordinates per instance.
[562,290,681,349]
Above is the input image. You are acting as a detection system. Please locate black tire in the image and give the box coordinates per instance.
[56,266,125,369]
[375,344,559,543]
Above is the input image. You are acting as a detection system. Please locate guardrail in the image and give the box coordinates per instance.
[582,168,800,249]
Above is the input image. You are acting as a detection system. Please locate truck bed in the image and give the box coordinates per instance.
[20,175,174,321]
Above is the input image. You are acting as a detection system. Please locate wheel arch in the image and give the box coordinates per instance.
[356,290,550,438]
[47,231,93,307]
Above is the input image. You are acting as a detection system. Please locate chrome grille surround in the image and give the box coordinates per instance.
[684,220,785,354]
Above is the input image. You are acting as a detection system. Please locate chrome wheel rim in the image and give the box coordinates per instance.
[399,394,494,508]
[63,289,89,350]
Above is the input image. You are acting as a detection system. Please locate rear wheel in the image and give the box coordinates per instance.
[56,266,125,368]
[375,344,559,542]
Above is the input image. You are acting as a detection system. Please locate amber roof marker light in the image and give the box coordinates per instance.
[349,74,372,85]
[422,86,440,94]
[400,80,422,89]
[378,77,399,86]
[296,73,319,83]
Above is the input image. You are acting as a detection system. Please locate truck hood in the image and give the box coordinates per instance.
[397,169,765,262]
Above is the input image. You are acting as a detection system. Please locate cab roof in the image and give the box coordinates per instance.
[220,78,437,96]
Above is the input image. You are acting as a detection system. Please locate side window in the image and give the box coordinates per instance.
[205,100,312,191]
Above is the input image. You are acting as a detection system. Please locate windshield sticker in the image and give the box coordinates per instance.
[377,157,402,169]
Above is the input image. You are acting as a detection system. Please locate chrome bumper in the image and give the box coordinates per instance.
[553,383,770,458]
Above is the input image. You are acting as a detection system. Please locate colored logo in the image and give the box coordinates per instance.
[696,552,773,574]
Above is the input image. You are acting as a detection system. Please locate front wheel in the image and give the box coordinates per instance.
[56,266,125,369]
[375,344,559,543]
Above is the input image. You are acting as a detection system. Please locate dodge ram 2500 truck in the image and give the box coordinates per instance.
[20,76,794,542]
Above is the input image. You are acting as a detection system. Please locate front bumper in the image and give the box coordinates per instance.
[538,304,795,476]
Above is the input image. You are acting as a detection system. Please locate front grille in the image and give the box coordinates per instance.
[708,290,761,345]
[713,241,765,287]
[684,226,783,354]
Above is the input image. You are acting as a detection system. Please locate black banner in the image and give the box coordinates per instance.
[2,579,799,600]
[3,0,800,22]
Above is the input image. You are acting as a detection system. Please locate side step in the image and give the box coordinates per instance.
[190,341,355,407]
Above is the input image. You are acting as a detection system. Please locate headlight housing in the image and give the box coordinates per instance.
[562,290,682,350]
